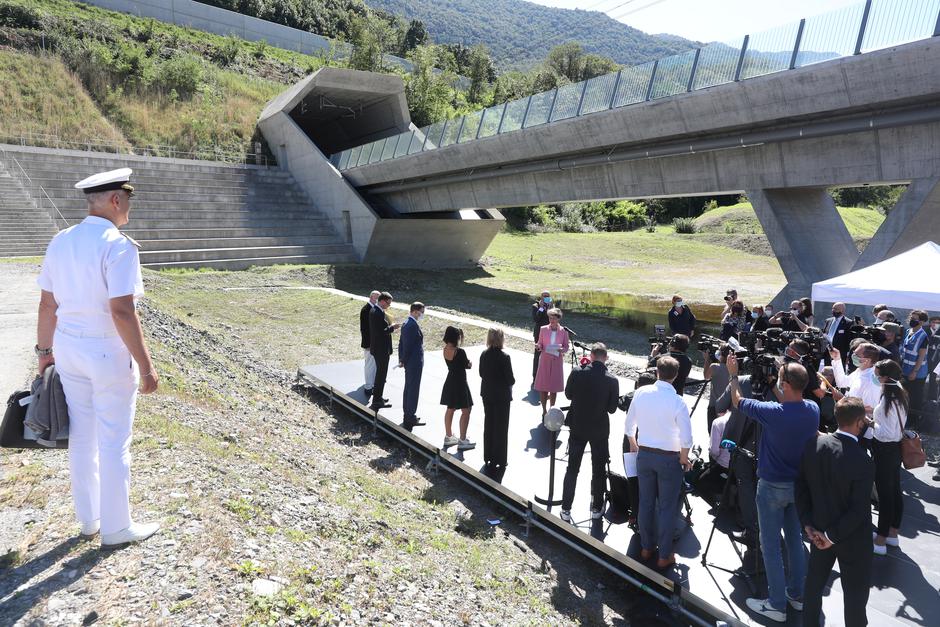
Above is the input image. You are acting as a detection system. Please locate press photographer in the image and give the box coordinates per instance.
[649,333,692,395]
[828,343,883,412]
[726,354,820,622]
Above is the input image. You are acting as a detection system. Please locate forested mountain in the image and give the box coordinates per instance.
[364,0,696,69]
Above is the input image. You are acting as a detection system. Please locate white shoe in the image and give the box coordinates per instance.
[457,439,476,451]
[101,521,160,548]
[560,510,573,524]
[873,542,887,556]
[787,595,804,611]
[886,535,900,547]
[80,520,100,537]
[590,507,603,520]
[746,598,786,623]
[443,436,459,447]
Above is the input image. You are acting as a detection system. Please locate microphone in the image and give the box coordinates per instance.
[573,340,590,350]
[719,439,737,450]
[564,325,578,337]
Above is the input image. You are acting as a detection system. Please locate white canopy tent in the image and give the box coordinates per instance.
[811,241,940,310]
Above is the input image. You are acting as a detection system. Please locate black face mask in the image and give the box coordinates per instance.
[832,310,842,317]
[909,319,919,327]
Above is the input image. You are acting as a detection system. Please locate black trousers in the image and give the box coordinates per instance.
[872,439,903,536]
[532,348,541,379]
[731,452,758,536]
[904,377,926,426]
[706,405,717,435]
[803,534,873,627]
[371,352,390,409]
[482,399,511,466]
[561,434,609,511]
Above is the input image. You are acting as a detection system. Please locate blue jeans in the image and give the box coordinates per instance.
[756,479,807,610]
[636,449,684,557]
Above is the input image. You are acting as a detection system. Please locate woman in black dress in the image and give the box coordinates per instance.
[441,326,475,451]
[479,328,515,469]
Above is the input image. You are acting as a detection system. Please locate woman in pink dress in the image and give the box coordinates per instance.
[534,308,569,417]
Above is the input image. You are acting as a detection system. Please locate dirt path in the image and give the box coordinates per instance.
[0,261,40,393]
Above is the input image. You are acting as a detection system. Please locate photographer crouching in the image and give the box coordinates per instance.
[649,333,693,395]
[726,353,820,623]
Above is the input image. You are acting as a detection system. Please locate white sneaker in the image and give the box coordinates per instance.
[886,536,900,547]
[590,507,603,520]
[101,521,160,549]
[787,595,803,611]
[746,598,786,623]
[443,436,459,447]
[80,520,100,538]
[457,439,476,451]
[560,510,573,524]
[873,542,887,556]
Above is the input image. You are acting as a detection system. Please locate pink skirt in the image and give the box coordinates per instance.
[534,352,565,393]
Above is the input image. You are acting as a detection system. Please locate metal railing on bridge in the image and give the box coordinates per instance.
[331,0,940,172]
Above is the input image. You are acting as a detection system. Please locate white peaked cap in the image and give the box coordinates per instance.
[74,168,134,193]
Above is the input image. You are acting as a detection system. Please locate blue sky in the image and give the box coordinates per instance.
[528,0,864,42]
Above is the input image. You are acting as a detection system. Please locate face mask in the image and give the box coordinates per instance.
[732,309,742,316]
[765,308,773,317]
[870,371,882,386]
[752,310,760,317]
[543,297,552,304]
[851,354,863,367]
[791,308,801,315]
[416,313,424,321]
[832,310,842,317]
[675,301,684,308]
[909,319,919,327]
[932,324,939,333]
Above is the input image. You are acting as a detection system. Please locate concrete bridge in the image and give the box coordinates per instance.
[259,0,940,303]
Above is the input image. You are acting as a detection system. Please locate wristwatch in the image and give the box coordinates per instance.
[34,344,53,357]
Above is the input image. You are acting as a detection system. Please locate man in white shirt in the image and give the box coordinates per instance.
[36,168,160,548]
[829,343,882,412]
[624,356,693,569]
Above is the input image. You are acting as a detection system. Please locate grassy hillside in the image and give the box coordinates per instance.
[366,0,695,70]
[693,201,885,255]
[0,49,128,149]
[0,0,333,157]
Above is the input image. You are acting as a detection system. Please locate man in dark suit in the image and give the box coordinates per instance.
[398,302,426,429]
[821,302,853,365]
[559,343,619,523]
[369,292,400,412]
[796,397,875,627]
[360,290,380,399]
[531,290,552,383]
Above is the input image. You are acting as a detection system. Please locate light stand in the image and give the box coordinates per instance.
[535,408,565,511]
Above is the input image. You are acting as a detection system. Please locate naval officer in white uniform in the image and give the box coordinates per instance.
[36,167,160,548]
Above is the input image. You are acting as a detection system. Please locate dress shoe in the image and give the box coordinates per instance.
[80,520,100,538]
[370,402,392,411]
[363,388,373,398]
[402,416,425,428]
[101,521,160,549]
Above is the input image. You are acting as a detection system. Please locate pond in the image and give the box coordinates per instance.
[555,290,723,340]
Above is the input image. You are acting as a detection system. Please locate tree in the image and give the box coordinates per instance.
[347,13,393,72]
[544,42,617,83]
[400,19,429,55]
[466,44,493,105]
[405,45,455,127]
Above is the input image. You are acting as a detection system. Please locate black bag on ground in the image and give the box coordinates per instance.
[1,385,69,450]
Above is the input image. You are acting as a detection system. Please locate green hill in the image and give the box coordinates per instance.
[365,0,696,70]
[693,202,885,255]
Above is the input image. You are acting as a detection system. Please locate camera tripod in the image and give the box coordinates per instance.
[701,447,761,595]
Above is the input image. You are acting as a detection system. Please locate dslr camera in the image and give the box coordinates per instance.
[648,324,672,355]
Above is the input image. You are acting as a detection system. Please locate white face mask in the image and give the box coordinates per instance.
[765,308,773,317]
[416,313,424,321]
[791,308,801,315]
[675,301,685,309]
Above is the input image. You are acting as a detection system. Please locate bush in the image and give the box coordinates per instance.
[645,216,657,233]
[673,217,696,234]
[606,200,648,231]
[213,34,242,66]
[0,3,42,29]
[155,54,204,98]
[702,199,719,212]
[529,205,557,229]
[558,203,593,232]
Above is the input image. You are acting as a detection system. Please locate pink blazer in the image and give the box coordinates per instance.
[536,325,569,356]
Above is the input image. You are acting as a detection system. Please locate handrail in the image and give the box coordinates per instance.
[0,131,275,167]
[334,0,940,171]
[0,147,70,231]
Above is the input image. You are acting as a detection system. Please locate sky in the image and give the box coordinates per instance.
[528,0,864,43]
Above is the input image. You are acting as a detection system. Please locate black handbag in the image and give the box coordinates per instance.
[1,389,67,449]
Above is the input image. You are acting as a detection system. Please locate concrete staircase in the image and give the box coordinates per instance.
[0,146,358,269]
[0,163,58,257]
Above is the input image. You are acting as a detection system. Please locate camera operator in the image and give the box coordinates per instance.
[750,305,769,332]
[721,289,739,318]
[649,333,692,395]
[720,300,748,342]
[828,343,883,413]
[878,322,902,364]
[768,299,809,332]
[871,303,889,325]
[726,354,820,622]
[703,343,732,434]
[778,339,826,404]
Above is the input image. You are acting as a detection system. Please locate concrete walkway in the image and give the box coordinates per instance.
[0,261,41,394]
[222,285,662,371]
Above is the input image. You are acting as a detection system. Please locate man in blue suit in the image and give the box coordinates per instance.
[399,302,426,430]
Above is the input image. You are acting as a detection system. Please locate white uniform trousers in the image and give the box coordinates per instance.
[363,348,377,389]
[54,330,138,535]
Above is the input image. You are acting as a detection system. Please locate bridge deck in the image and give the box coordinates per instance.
[299,347,939,626]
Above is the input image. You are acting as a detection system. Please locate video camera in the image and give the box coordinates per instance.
[850,323,886,345]
[734,327,830,395]
[648,324,672,355]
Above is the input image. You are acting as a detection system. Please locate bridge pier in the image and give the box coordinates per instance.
[853,177,940,271]
[748,187,859,310]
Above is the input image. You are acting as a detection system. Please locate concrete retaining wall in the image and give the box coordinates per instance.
[78,0,414,71]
